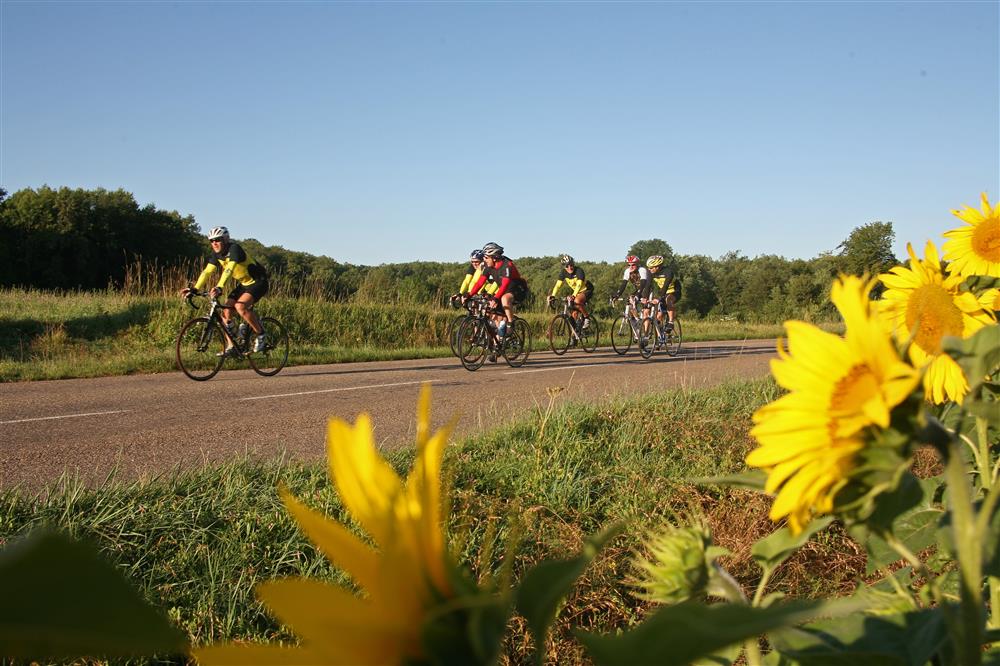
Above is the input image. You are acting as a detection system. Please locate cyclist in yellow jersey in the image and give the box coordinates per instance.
[180,226,270,355]
[456,249,498,299]
[546,254,593,329]
[641,255,680,342]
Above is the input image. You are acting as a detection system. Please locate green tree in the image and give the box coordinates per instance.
[627,239,675,267]
[837,221,897,276]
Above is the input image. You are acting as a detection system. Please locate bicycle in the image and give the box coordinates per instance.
[640,302,683,358]
[446,294,471,357]
[175,289,290,381]
[609,295,654,359]
[547,296,599,355]
[456,295,531,371]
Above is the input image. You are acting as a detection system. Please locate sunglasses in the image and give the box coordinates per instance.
[210,238,224,242]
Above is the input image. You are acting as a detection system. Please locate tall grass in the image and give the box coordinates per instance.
[0,379,865,663]
[0,284,842,381]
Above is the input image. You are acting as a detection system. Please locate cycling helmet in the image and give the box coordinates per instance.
[625,254,640,266]
[470,249,485,261]
[646,255,664,268]
[560,254,575,266]
[208,226,230,242]
[482,242,504,258]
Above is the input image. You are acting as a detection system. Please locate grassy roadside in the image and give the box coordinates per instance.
[0,378,865,663]
[0,287,841,381]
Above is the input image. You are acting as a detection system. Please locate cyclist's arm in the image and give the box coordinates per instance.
[469,273,487,296]
[551,278,564,297]
[611,278,628,299]
[192,262,218,291]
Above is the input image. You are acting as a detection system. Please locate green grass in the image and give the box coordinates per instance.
[0,287,842,381]
[0,378,865,664]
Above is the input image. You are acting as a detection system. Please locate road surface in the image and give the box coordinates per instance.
[0,340,777,491]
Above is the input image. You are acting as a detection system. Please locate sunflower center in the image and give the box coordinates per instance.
[830,364,879,415]
[971,218,1000,262]
[904,284,965,352]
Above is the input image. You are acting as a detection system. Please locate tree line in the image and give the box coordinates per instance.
[1,186,899,321]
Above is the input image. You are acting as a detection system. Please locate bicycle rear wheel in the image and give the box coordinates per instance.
[610,315,632,355]
[548,314,572,355]
[503,317,531,368]
[248,316,289,376]
[665,318,682,357]
[176,316,225,381]
[581,317,599,353]
[457,317,488,371]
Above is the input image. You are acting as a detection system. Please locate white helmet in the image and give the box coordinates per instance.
[208,226,230,241]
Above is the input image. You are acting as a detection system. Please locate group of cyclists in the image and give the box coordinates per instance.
[179,226,681,361]
[453,243,681,350]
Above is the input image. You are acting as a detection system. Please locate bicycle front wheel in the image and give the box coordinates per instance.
[581,317,599,353]
[248,317,289,377]
[638,318,655,359]
[503,317,531,368]
[176,317,225,381]
[548,314,572,355]
[610,315,632,355]
[457,317,488,371]
[665,318,682,357]
[447,314,468,357]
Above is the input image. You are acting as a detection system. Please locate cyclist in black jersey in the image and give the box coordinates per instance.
[547,254,593,330]
[641,254,680,339]
[180,226,270,355]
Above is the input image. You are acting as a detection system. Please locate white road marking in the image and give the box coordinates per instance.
[239,379,439,401]
[0,409,131,425]
[504,363,605,375]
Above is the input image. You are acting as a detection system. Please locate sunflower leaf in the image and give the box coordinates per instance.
[515,523,623,666]
[578,598,862,666]
[751,517,833,574]
[769,607,948,666]
[689,470,768,491]
[942,326,1000,396]
[0,529,187,659]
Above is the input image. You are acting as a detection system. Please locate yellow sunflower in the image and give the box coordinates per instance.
[747,275,920,534]
[879,241,996,404]
[195,384,454,665]
[943,192,1000,278]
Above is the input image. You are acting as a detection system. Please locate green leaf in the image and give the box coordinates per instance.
[578,599,861,666]
[769,607,948,666]
[515,523,623,666]
[0,529,187,659]
[689,470,767,491]
[865,477,944,573]
[982,495,1000,577]
[422,594,509,666]
[942,326,1000,395]
[751,517,833,574]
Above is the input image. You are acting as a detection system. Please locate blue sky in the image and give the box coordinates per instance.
[3,1,998,265]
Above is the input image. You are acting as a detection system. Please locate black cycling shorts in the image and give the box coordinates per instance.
[508,279,529,305]
[228,280,269,302]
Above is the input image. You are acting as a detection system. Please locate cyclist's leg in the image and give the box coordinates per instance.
[665,294,677,327]
[235,281,268,334]
[574,292,589,318]
[500,292,515,323]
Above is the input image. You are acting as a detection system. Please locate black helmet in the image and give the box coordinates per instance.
[482,242,504,258]
[560,254,575,266]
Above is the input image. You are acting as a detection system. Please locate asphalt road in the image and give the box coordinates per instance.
[0,340,777,491]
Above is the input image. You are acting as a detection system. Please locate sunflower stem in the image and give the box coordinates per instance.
[881,532,935,607]
[977,417,991,496]
[944,436,984,665]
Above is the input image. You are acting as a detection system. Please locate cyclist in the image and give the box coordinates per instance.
[547,254,593,332]
[180,226,269,355]
[467,242,528,355]
[455,249,497,302]
[610,254,650,306]
[641,255,680,344]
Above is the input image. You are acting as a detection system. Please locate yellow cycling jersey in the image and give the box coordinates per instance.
[193,243,267,291]
[460,265,498,295]
[551,266,591,297]
[649,272,678,297]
